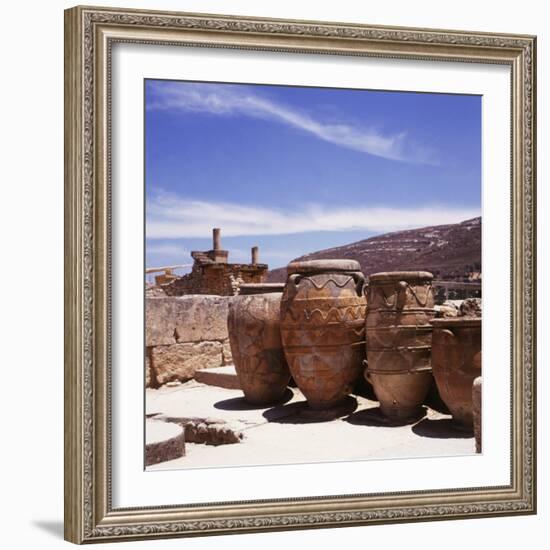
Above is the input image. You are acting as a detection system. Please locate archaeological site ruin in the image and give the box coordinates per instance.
[150,228,268,296]
[145,225,482,469]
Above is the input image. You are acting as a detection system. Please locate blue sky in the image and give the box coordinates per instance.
[145,79,481,273]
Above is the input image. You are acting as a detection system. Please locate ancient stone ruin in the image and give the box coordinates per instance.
[157,228,268,296]
[146,240,483,467]
[145,295,234,388]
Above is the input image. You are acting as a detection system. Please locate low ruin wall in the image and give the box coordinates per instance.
[163,263,267,296]
[146,295,233,387]
[145,294,482,388]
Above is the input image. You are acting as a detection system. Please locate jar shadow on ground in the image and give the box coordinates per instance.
[344,405,427,428]
[262,396,358,424]
[213,388,294,411]
[411,418,473,439]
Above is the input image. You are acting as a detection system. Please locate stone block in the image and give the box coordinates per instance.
[145,348,152,388]
[221,339,233,365]
[435,304,459,318]
[194,365,241,390]
[145,419,185,466]
[146,295,229,347]
[183,418,243,445]
[460,298,482,318]
[151,341,223,385]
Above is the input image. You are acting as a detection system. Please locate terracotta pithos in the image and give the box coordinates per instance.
[239,283,285,296]
[280,260,367,410]
[472,376,482,453]
[227,283,290,405]
[365,271,435,421]
[431,317,482,430]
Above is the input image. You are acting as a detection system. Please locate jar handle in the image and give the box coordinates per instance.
[351,272,366,297]
[286,273,301,288]
[432,328,457,363]
[396,280,408,309]
[284,273,301,301]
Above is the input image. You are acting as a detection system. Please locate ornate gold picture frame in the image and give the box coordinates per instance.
[64,5,536,544]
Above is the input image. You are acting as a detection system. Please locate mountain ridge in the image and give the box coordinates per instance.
[266,217,481,282]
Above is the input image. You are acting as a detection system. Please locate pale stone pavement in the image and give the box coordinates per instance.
[146,377,475,471]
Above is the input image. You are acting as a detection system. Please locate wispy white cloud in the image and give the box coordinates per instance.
[146,243,188,256]
[146,193,479,239]
[147,81,436,164]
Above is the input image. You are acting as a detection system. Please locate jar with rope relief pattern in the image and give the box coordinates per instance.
[365,271,435,422]
[228,283,290,405]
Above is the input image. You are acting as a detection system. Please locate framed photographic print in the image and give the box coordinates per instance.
[64,5,537,544]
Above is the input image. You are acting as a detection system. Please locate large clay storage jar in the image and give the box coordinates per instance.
[280,260,367,410]
[365,271,435,421]
[431,318,482,430]
[228,283,290,405]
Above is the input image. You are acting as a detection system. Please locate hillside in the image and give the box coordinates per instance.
[266,217,481,282]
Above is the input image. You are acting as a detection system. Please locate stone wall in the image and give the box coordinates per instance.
[146,295,233,387]
[163,263,267,297]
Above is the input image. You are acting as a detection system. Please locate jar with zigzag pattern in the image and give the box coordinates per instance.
[280,260,367,410]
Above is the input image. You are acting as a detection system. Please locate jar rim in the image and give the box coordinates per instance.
[287,259,362,275]
[368,271,434,282]
[239,283,284,295]
[431,317,481,327]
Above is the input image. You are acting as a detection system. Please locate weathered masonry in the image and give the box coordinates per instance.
[162,228,268,296]
[145,295,233,387]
